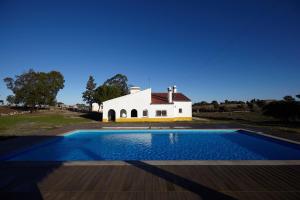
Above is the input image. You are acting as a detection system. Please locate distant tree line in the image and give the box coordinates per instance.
[263,95,300,122]
[82,74,129,109]
[3,69,65,111]
[193,100,248,113]
[193,95,300,122]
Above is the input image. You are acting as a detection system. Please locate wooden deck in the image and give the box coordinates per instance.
[1,124,300,199]
[1,162,300,199]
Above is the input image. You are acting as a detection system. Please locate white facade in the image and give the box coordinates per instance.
[100,86,192,122]
[92,102,102,112]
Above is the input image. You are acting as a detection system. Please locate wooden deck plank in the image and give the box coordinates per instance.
[1,163,300,199]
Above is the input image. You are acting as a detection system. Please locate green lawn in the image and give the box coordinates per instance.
[193,112,276,122]
[0,111,94,136]
[193,112,300,134]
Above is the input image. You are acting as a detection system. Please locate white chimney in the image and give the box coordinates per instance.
[172,85,177,93]
[168,87,173,103]
[129,86,141,94]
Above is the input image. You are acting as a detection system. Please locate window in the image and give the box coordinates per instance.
[156,110,162,116]
[120,109,127,118]
[143,109,148,117]
[156,110,167,117]
[179,108,182,113]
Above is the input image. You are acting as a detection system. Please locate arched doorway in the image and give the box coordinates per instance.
[108,109,116,122]
[131,109,138,118]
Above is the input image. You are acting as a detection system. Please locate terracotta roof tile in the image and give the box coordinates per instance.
[151,93,191,104]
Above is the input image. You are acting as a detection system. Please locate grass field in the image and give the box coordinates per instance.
[193,112,276,122]
[0,110,96,136]
[193,112,300,134]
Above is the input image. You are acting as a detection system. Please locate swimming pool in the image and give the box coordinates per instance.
[2,129,300,161]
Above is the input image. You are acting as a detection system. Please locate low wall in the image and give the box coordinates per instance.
[103,117,192,122]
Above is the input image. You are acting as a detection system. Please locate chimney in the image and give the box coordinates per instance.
[129,86,141,94]
[168,87,173,103]
[172,85,177,93]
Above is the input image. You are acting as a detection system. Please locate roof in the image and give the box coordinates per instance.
[151,93,191,104]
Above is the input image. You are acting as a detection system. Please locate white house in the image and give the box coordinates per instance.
[98,85,192,122]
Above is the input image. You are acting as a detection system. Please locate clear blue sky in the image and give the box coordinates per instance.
[0,0,299,104]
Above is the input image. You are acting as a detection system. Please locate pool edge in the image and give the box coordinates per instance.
[239,128,300,146]
[2,160,300,166]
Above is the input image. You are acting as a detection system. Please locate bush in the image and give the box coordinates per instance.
[263,101,300,121]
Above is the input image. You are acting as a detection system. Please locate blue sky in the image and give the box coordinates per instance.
[0,0,299,104]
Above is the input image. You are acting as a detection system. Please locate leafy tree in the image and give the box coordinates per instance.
[248,99,266,109]
[3,69,64,110]
[283,95,295,102]
[263,101,300,121]
[93,85,122,104]
[6,95,16,105]
[103,74,128,95]
[211,100,218,105]
[211,100,219,110]
[3,77,14,91]
[82,76,97,109]
[0,94,3,105]
[200,101,209,105]
[36,71,65,106]
[296,94,300,100]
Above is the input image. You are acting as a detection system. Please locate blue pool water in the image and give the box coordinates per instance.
[3,129,300,161]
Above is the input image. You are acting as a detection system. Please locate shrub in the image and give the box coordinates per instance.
[263,101,300,121]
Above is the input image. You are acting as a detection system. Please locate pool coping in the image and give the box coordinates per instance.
[239,128,300,146]
[1,128,300,165]
[38,160,300,165]
[1,160,300,166]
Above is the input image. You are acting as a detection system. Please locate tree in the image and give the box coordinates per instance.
[103,74,129,95]
[283,95,295,102]
[199,101,209,105]
[211,100,218,105]
[211,100,219,111]
[36,71,65,106]
[48,71,65,103]
[93,85,122,105]
[3,69,64,110]
[6,95,16,105]
[3,77,14,91]
[0,94,3,105]
[263,101,300,121]
[296,94,300,100]
[82,76,97,109]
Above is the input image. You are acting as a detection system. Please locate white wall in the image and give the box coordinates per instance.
[173,101,192,118]
[148,104,175,118]
[102,88,192,121]
[92,103,100,112]
[103,88,151,119]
